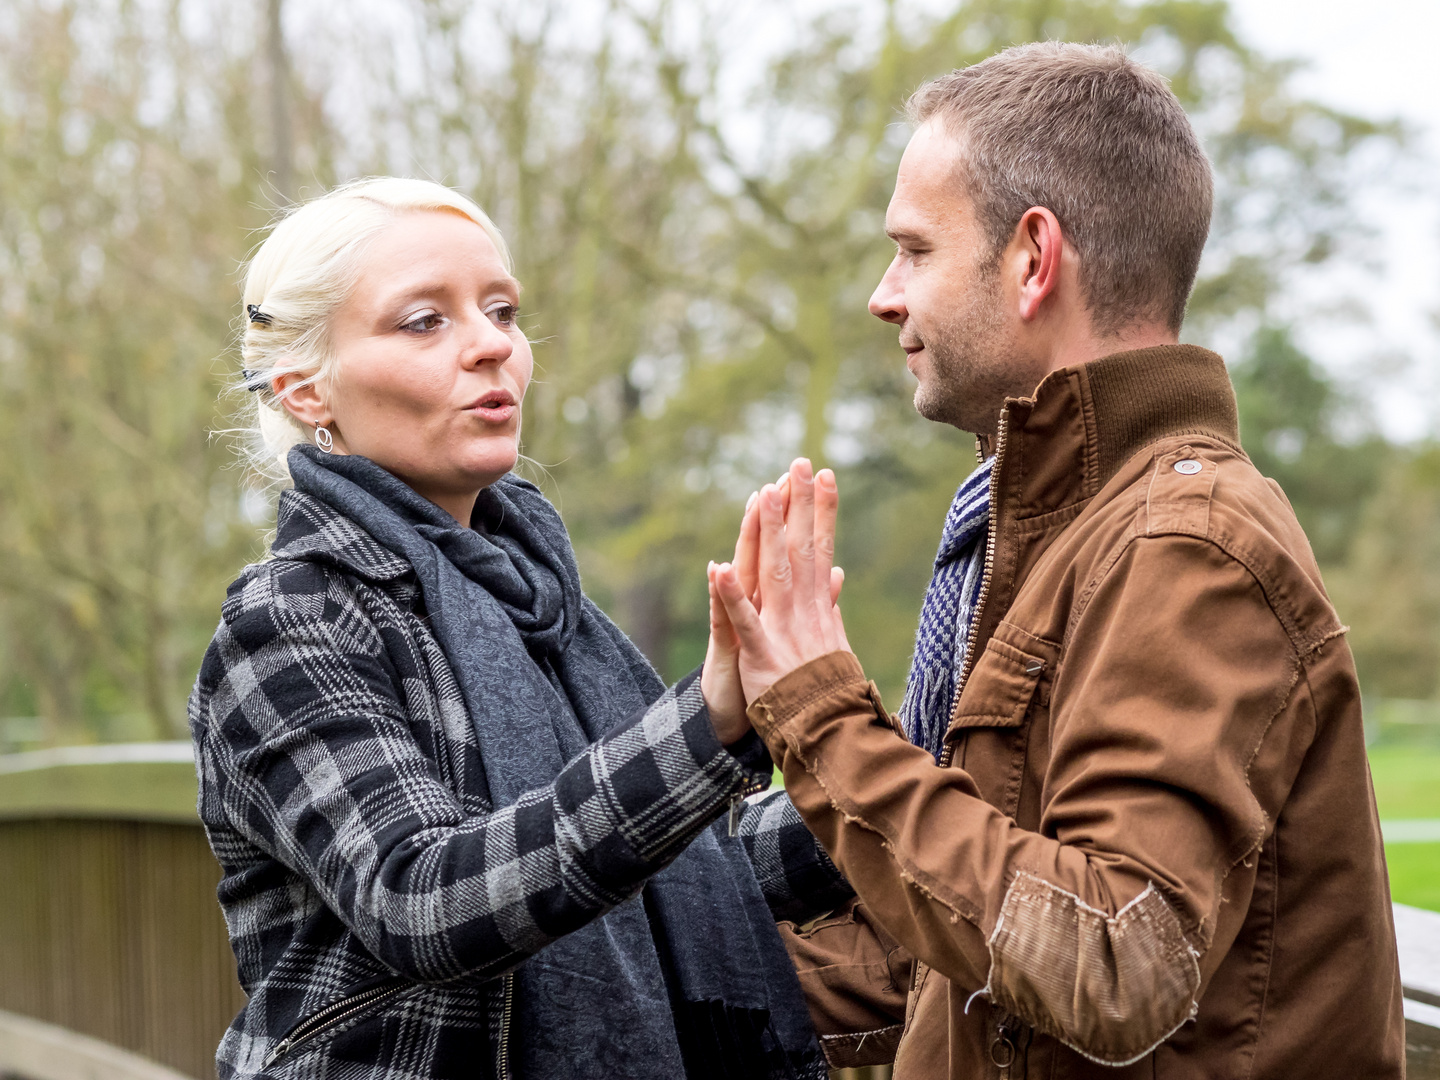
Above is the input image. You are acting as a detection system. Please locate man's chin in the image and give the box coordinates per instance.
[913,384,957,426]
[913,383,985,435]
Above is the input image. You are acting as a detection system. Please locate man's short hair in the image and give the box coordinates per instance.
[907,42,1213,333]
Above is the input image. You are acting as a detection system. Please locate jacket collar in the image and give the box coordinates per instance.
[981,343,1241,521]
[270,488,414,583]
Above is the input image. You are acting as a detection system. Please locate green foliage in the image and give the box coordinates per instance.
[0,2,275,740]
[1330,446,1440,699]
[0,0,1420,738]
[1231,327,1392,565]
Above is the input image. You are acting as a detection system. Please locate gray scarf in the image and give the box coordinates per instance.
[288,446,823,1080]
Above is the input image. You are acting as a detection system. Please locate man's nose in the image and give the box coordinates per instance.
[868,259,907,325]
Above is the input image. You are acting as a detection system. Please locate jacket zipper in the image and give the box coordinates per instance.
[495,971,514,1080]
[894,415,1011,1072]
[262,978,408,1068]
[727,777,766,836]
[940,409,1009,771]
[991,1011,1026,1079]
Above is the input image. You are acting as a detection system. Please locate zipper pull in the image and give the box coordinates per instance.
[990,1012,1024,1080]
[263,1038,292,1069]
[727,792,742,837]
[991,1033,1015,1080]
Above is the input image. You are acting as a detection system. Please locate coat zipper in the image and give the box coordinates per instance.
[727,777,766,836]
[940,410,1009,771]
[262,978,408,1068]
[495,971,515,1080]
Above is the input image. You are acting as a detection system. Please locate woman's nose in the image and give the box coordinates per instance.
[461,310,514,366]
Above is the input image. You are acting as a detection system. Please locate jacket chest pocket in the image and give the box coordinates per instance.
[945,628,1057,823]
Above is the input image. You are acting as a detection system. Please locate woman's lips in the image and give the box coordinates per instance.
[468,402,517,424]
[466,389,518,424]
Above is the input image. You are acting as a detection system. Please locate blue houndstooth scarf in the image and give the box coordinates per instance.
[899,457,994,762]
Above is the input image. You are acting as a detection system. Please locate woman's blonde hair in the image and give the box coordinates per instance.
[236,177,510,482]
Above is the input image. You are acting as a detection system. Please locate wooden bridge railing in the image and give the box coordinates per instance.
[0,744,243,1080]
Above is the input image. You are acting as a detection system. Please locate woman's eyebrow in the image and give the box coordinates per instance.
[381,276,522,309]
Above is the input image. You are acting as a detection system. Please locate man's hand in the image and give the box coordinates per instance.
[713,458,851,703]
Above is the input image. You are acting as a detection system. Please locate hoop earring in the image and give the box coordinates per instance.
[314,425,334,454]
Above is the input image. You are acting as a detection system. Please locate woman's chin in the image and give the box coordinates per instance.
[462,447,520,488]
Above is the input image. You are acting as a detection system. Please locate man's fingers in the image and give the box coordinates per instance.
[830,600,852,654]
[785,458,818,614]
[714,561,769,654]
[814,468,839,602]
[754,483,794,615]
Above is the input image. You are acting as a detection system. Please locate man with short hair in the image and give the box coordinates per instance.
[719,42,1404,1078]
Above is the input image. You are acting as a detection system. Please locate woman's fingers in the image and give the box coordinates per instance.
[734,491,762,605]
[829,565,844,605]
[707,561,737,644]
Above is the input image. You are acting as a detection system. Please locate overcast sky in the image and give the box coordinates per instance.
[1227,0,1440,438]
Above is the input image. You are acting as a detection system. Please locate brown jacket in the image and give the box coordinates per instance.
[751,345,1404,1079]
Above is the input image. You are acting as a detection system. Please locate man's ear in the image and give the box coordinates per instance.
[272,371,334,430]
[1014,206,1065,322]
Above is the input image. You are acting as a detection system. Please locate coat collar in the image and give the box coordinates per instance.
[980,344,1241,521]
[270,488,414,582]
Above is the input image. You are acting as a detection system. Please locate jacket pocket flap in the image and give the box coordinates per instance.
[947,638,1047,731]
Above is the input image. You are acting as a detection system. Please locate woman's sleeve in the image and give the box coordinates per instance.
[193,560,765,986]
[736,789,854,923]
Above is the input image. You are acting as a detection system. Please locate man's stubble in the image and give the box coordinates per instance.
[911,263,1042,440]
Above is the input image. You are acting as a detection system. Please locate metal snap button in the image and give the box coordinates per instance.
[1024,660,1045,676]
[1174,459,1202,475]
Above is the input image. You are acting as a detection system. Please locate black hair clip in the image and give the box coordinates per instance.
[241,368,266,392]
[246,303,273,326]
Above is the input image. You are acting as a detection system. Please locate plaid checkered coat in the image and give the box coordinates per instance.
[189,490,845,1080]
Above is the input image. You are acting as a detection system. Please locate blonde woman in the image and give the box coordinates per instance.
[188,179,843,1080]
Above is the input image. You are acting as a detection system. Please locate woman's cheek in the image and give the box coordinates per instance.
[512,340,536,400]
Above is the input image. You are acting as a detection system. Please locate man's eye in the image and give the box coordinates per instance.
[401,312,443,333]
[487,303,518,328]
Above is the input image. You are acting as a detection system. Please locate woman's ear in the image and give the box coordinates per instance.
[272,371,334,430]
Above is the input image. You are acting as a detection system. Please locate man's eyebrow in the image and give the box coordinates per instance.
[885,227,927,245]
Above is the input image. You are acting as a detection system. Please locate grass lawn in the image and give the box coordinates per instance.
[1384,843,1440,912]
[1369,741,1440,911]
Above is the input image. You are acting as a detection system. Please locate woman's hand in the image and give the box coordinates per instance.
[700,492,764,745]
[713,458,850,704]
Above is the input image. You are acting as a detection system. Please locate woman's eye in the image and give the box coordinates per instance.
[487,303,518,328]
[400,312,443,333]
